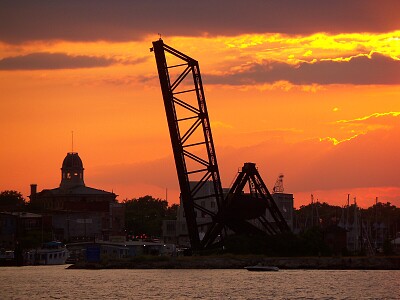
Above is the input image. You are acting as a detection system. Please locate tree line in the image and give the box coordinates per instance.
[1,190,399,251]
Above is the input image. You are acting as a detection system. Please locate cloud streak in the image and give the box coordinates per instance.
[0,52,117,70]
[319,134,365,146]
[206,53,400,85]
[1,1,399,44]
[337,111,400,123]
[319,111,400,146]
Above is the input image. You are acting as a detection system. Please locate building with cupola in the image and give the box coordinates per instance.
[29,152,124,242]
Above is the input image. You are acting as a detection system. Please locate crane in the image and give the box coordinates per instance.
[273,174,285,193]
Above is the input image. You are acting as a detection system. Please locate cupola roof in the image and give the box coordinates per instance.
[62,152,83,170]
[60,152,85,189]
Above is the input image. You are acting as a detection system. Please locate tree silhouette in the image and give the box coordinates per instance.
[0,190,25,210]
[124,195,177,237]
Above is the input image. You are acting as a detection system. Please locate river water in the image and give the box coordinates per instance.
[0,265,398,299]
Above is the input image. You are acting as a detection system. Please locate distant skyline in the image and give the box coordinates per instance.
[1,1,399,207]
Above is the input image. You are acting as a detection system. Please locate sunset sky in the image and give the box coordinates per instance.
[1,1,399,208]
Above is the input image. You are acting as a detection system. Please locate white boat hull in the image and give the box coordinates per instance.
[25,242,69,265]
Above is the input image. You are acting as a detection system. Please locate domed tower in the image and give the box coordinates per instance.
[60,152,85,189]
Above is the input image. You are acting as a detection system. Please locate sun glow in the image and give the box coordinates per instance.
[217,31,400,64]
[1,28,400,206]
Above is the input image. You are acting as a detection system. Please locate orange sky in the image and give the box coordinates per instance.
[1,2,399,208]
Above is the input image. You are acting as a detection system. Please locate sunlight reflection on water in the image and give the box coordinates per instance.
[1,266,399,299]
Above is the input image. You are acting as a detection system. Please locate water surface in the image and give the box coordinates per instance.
[1,265,398,299]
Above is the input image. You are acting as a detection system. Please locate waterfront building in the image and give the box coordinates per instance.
[269,193,294,230]
[162,181,220,246]
[0,212,49,250]
[0,213,17,249]
[29,152,124,241]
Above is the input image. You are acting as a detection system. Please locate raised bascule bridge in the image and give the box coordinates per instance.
[151,39,290,251]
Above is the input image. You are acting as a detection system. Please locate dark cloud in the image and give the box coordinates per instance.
[205,53,400,85]
[1,0,399,44]
[0,52,116,70]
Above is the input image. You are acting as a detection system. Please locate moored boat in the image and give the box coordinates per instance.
[0,249,15,266]
[244,265,279,271]
[25,241,69,265]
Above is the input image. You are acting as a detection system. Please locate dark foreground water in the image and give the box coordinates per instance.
[1,265,399,299]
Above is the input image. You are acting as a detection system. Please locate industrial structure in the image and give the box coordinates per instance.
[151,39,290,251]
[162,180,294,247]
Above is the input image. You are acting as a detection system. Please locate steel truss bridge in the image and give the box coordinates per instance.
[151,39,290,251]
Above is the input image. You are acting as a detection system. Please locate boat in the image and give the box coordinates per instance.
[244,265,279,271]
[0,249,15,266]
[25,241,69,265]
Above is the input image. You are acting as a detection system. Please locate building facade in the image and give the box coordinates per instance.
[0,212,49,250]
[29,152,124,242]
[270,192,294,230]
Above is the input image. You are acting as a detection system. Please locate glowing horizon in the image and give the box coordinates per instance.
[1,2,399,208]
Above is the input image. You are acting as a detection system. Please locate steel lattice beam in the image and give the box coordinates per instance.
[152,39,225,250]
[224,163,291,234]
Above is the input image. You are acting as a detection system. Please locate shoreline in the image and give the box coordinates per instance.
[67,255,400,270]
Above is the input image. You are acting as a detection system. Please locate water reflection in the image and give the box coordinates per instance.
[1,266,398,299]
